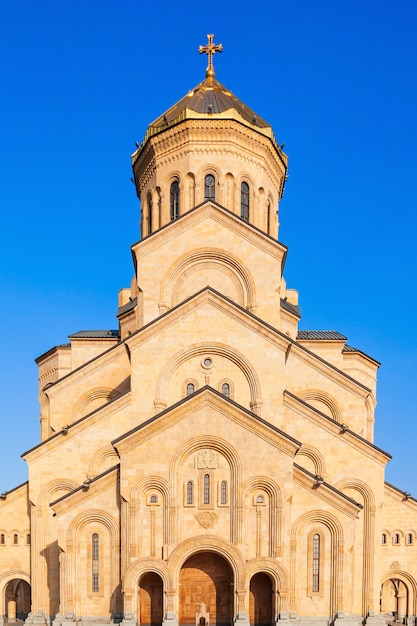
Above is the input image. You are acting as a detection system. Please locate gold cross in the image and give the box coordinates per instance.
[199,34,223,79]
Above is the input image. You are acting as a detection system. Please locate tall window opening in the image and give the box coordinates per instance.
[221,480,227,505]
[204,174,215,201]
[170,180,180,220]
[147,192,153,234]
[92,533,99,592]
[267,200,271,234]
[241,182,249,221]
[187,481,194,505]
[204,474,210,504]
[312,533,320,592]
[186,383,195,396]
[13,534,18,545]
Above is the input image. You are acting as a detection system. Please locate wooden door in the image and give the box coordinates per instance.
[140,573,163,626]
[179,553,232,626]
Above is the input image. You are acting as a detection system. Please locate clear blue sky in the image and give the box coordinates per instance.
[1,1,416,493]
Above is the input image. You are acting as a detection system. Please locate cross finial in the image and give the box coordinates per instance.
[199,34,223,80]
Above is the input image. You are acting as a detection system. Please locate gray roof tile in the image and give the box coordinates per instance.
[280,298,301,318]
[297,330,347,341]
[116,297,137,318]
[69,330,119,339]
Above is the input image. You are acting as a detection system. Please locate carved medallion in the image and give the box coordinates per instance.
[196,449,218,469]
[195,512,218,528]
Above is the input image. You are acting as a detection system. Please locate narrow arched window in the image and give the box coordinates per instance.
[221,481,227,505]
[187,383,195,396]
[187,481,193,505]
[147,192,153,234]
[26,534,31,545]
[221,383,230,398]
[394,533,400,545]
[13,533,18,545]
[407,533,413,545]
[92,533,99,592]
[0,533,5,545]
[150,494,158,504]
[204,474,210,504]
[241,182,249,221]
[267,200,271,234]
[312,533,320,592]
[381,533,387,544]
[204,174,215,201]
[170,180,180,220]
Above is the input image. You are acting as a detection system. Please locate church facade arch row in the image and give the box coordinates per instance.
[296,444,327,478]
[140,151,278,234]
[166,535,246,590]
[171,258,245,309]
[155,341,262,414]
[169,435,243,486]
[87,444,119,478]
[122,557,170,607]
[130,475,172,505]
[241,476,283,558]
[0,570,30,616]
[290,510,345,618]
[169,435,242,542]
[38,478,79,508]
[75,387,123,420]
[241,475,283,508]
[245,557,289,593]
[297,389,342,423]
[381,569,417,615]
[66,508,119,541]
[159,246,257,312]
[334,478,376,615]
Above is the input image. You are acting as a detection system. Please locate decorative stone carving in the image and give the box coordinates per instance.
[195,512,218,528]
[196,449,218,469]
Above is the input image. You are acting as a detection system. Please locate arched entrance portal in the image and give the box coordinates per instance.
[249,573,273,626]
[5,580,31,621]
[179,552,233,626]
[139,572,163,626]
[380,579,409,621]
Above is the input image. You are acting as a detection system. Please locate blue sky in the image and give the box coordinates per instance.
[0,1,416,493]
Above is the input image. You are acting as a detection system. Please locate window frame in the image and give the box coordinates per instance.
[170,179,180,220]
[307,529,325,597]
[240,181,250,221]
[204,173,216,201]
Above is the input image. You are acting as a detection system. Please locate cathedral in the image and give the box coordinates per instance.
[1,34,417,626]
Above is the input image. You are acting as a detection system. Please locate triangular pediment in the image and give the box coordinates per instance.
[112,386,301,458]
[131,200,287,263]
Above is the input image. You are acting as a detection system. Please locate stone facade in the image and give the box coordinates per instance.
[1,46,416,626]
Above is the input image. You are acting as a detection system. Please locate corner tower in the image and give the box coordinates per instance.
[131,34,288,239]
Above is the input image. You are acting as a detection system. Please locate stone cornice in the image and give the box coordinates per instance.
[50,465,119,516]
[133,118,286,193]
[112,386,301,458]
[22,392,131,463]
[293,464,362,519]
[284,391,391,466]
[132,201,287,262]
[384,482,417,508]
[41,339,128,397]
